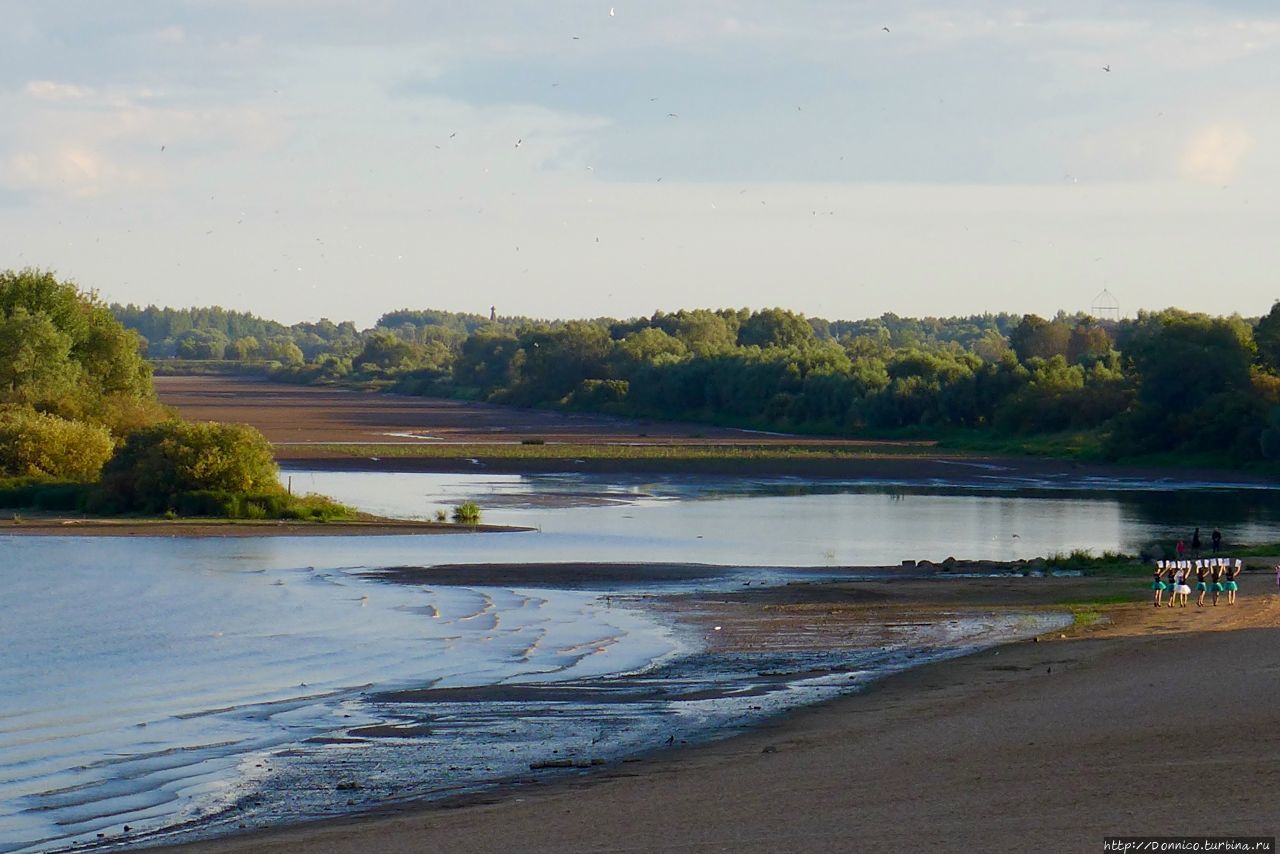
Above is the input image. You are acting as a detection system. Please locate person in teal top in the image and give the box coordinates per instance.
[1210,560,1226,606]
[1152,562,1167,607]
[1225,559,1242,605]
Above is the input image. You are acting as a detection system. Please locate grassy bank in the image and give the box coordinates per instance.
[0,477,358,522]
[274,441,948,462]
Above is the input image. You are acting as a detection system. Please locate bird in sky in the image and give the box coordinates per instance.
[609,6,615,16]
[882,26,890,32]
[515,139,522,148]
[667,112,679,118]
[1103,64,1111,72]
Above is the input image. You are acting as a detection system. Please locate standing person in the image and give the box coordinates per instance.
[1275,563,1280,593]
[1226,559,1242,605]
[1176,539,1186,560]
[1172,563,1191,607]
[1212,529,1223,554]
[1195,559,1209,607]
[1191,528,1203,556]
[1152,561,1167,607]
[1210,559,1226,606]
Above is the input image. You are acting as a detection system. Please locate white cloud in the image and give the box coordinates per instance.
[3,147,131,197]
[1181,124,1254,183]
[23,80,95,101]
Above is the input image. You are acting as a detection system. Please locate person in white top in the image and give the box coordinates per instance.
[1170,562,1192,607]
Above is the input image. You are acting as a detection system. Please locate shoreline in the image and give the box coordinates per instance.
[277,451,1280,486]
[0,514,529,537]
[151,572,1280,854]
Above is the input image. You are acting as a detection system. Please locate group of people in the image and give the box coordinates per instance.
[1152,557,1243,607]
[1152,526,1246,608]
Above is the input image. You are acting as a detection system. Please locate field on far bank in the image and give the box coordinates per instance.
[154,376,1280,486]
[153,375,925,451]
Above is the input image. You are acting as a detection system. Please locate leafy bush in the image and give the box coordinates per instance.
[99,420,281,513]
[0,407,114,480]
[0,479,91,510]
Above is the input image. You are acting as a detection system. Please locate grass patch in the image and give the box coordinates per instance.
[1042,548,1144,576]
[1053,594,1139,608]
[932,428,1106,459]
[278,442,948,462]
[1227,543,1280,558]
[1071,609,1106,628]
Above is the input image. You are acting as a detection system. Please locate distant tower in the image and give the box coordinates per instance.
[1090,289,1119,322]
[490,305,496,321]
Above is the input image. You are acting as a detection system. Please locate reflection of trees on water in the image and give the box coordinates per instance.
[1116,490,1280,547]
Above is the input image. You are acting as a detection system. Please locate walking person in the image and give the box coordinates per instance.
[1210,559,1226,606]
[1211,529,1223,554]
[1152,561,1167,607]
[1191,528,1203,557]
[1226,559,1242,605]
[1195,559,1209,607]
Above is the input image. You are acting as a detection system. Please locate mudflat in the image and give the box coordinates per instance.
[154,375,1276,485]
[152,375,882,447]
[161,573,1280,854]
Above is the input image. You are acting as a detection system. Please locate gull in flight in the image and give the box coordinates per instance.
[1103,64,1111,72]
[515,138,522,148]
[609,6,615,16]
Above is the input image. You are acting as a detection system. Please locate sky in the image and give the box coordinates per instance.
[1,1,1278,327]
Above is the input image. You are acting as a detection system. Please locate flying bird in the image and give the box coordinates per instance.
[1103,64,1111,72]
[667,112,679,118]
[609,6,615,16]
[882,26,890,32]
[515,139,522,148]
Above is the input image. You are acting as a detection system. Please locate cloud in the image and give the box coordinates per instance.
[3,147,129,197]
[1181,124,1254,183]
[23,80,94,100]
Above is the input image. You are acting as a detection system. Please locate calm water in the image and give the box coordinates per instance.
[3,470,1278,852]
[284,468,1280,566]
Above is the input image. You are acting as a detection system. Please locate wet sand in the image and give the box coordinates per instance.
[161,573,1280,853]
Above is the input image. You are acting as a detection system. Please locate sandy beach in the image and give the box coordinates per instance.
[156,571,1280,853]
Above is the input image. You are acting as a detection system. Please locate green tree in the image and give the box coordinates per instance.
[99,420,281,512]
[738,308,816,350]
[1254,302,1280,372]
[1010,315,1071,362]
[0,308,79,409]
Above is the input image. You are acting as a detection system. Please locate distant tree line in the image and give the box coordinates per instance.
[111,299,1280,465]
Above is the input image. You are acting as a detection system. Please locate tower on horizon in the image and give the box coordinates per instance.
[1090,289,1119,321]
